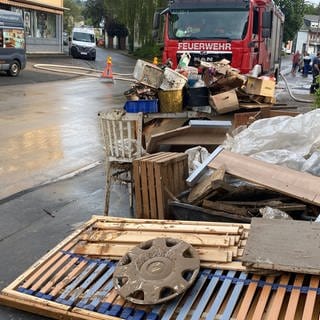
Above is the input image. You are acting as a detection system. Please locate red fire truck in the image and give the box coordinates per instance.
[153,0,284,78]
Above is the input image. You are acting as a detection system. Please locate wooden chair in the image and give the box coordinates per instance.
[99,110,143,215]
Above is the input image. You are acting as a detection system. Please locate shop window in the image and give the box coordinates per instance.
[36,11,56,38]
[24,11,32,37]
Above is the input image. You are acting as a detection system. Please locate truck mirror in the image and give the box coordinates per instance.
[153,12,160,30]
[262,11,272,29]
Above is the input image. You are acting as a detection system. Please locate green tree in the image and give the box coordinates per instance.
[304,2,320,15]
[63,0,83,33]
[275,0,305,43]
[83,0,167,51]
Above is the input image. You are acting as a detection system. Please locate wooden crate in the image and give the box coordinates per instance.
[133,152,188,219]
[0,216,319,320]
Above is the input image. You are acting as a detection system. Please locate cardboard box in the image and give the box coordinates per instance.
[209,89,239,114]
[246,76,275,97]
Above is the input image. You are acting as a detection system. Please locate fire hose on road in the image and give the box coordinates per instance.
[33,64,315,103]
[279,71,314,104]
[33,64,136,82]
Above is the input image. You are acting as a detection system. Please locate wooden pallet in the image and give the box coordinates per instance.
[133,152,188,219]
[0,217,319,320]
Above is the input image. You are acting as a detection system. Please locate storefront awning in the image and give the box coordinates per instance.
[0,0,65,14]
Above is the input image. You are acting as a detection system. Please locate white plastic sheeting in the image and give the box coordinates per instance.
[224,109,320,176]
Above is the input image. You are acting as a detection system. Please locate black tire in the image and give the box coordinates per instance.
[7,61,21,77]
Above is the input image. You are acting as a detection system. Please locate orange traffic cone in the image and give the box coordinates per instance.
[101,56,113,82]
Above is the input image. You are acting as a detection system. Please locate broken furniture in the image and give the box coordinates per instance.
[1,216,319,320]
[99,110,143,215]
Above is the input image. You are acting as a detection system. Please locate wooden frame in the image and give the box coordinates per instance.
[0,216,319,320]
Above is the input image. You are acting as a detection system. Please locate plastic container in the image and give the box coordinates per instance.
[133,59,164,89]
[124,99,159,113]
[160,68,188,91]
[185,87,209,107]
[158,90,183,113]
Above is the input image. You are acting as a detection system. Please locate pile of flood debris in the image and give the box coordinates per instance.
[123,57,276,115]
[133,109,320,225]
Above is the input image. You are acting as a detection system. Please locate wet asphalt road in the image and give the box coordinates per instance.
[0,48,137,201]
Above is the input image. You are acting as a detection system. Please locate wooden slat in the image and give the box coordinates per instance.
[265,273,290,320]
[82,230,236,247]
[284,274,305,320]
[209,149,320,206]
[146,158,158,219]
[252,276,275,320]
[205,270,236,319]
[73,242,238,263]
[132,160,142,218]
[93,221,246,235]
[236,275,261,320]
[301,276,320,320]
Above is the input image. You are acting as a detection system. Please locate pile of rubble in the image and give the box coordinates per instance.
[123,57,276,115]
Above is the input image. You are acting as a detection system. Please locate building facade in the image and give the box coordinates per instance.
[0,0,64,53]
[296,15,320,55]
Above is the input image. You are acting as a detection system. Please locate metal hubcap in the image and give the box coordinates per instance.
[113,237,200,305]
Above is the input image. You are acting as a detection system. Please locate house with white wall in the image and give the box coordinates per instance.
[296,15,320,54]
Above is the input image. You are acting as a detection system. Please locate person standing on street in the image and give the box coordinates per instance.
[291,51,300,76]
[311,51,320,93]
[302,52,311,77]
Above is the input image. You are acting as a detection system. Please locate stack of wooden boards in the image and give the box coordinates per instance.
[1,216,319,320]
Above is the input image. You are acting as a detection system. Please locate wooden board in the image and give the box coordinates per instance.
[208,150,320,206]
[147,126,229,153]
[242,218,320,275]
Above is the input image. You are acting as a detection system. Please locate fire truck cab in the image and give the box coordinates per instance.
[153,0,284,78]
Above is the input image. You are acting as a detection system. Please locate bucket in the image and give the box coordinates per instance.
[185,87,209,107]
[158,90,183,113]
[160,68,188,91]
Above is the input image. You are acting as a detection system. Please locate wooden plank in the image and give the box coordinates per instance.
[202,200,248,217]
[92,221,246,235]
[220,272,248,320]
[265,273,290,320]
[132,159,142,218]
[146,158,158,219]
[236,274,261,320]
[243,219,320,275]
[301,276,320,320]
[91,215,249,229]
[175,269,211,320]
[284,274,304,320]
[82,230,237,247]
[251,276,275,320]
[187,170,221,204]
[73,243,238,263]
[205,270,236,319]
[208,149,320,206]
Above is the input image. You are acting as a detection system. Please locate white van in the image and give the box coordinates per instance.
[70,26,96,61]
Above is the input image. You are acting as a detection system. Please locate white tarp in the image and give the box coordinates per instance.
[224,109,320,176]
